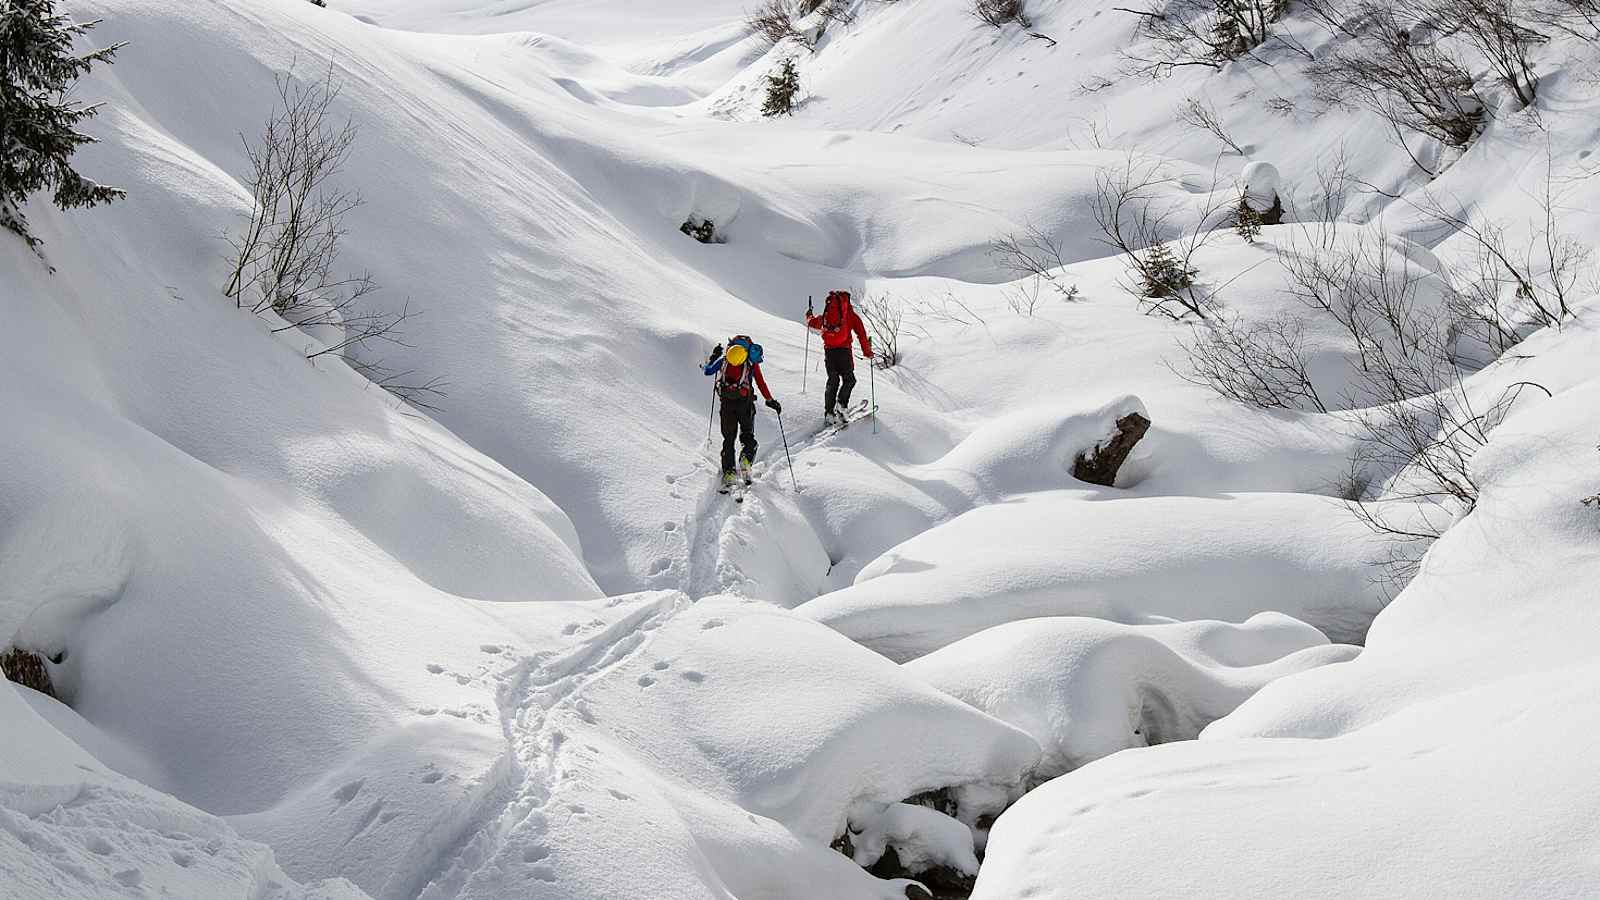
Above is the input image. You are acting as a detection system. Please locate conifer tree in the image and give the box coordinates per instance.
[762,58,801,118]
[1,0,123,249]
[1234,195,1263,244]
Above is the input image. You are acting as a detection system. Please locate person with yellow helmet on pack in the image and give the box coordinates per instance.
[703,335,782,494]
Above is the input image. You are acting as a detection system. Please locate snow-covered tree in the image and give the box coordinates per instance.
[0,0,124,249]
[762,58,801,117]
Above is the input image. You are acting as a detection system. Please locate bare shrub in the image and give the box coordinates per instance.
[990,223,1084,315]
[1309,5,1483,150]
[856,293,904,368]
[1435,0,1544,107]
[748,0,813,48]
[1410,175,1589,357]
[975,0,1031,28]
[906,291,988,328]
[1119,0,1290,76]
[1179,312,1329,412]
[1179,223,1564,585]
[225,66,443,410]
[1090,154,1231,320]
[1177,96,1246,154]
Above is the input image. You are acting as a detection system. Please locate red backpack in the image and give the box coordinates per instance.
[822,291,851,336]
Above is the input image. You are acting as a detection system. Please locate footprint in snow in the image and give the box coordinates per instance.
[333,780,364,806]
[479,644,502,654]
[680,671,705,683]
[609,789,631,801]
[652,660,670,671]
[425,663,444,674]
[701,618,725,630]
[637,675,656,687]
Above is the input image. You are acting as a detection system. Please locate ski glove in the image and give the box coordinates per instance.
[709,344,723,364]
[766,399,782,414]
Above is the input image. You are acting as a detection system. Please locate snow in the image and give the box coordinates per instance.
[0,681,368,900]
[846,800,980,878]
[801,489,1388,661]
[905,613,1358,778]
[5,0,1600,897]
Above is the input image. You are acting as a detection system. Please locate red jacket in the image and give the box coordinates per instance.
[807,295,872,355]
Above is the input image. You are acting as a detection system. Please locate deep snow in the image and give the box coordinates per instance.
[5,0,1600,897]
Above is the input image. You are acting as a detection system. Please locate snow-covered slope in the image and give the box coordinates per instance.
[6,0,1600,897]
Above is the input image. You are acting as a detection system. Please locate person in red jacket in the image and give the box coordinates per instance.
[704,336,781,491]
[805,290,872,424]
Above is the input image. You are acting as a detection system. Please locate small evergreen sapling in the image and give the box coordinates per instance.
[1234,194,1263,243]
[762,58,801,117]
[1140,243,1198,299]
[0,0,124,250]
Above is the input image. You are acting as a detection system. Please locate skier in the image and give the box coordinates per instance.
[805,290,872,425]
[704,336,782,493]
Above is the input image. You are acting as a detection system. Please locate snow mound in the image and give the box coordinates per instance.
[906,613,1357,778]
[408,595,1039,900]
[1,682,369,900]
[800,489,1387,661]
[973,324,1600,898]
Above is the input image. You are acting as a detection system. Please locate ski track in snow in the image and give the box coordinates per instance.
[413,592,687,900]
[682,411,863,601]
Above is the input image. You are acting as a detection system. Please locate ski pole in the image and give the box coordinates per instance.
[776,411,799,491]
[706,380,718,445]
[869,352,878,435]
[802,296,813,395]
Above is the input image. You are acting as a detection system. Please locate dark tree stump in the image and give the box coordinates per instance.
[1071,412,1151,487]
[1259,194,1285,226]
[1,646,57,699]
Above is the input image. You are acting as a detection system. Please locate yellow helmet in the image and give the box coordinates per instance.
[726,343,749,366]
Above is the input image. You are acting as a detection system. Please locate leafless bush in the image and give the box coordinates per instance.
[975,0,1031,28]
[856,293,904,368]
[990,223,1084,315]
[805,0,859,25]
[1436,0,1545,107]
[1309,4,1484,150]
[1179,312,1330,412]
[1530,0,1600,39]
[749,0,813,48]
[1179,224,1560,585]
[224,66,442,410]
[1090,154,1231,320]
[1119,0,1290,77]
[907,291,988,328]
[1408,171,1589,358]
[1177,96,1246,154]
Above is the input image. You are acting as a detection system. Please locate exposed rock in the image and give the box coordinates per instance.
[1071,411,1151,486]
[680,216,717,243]
[2,646,57,699]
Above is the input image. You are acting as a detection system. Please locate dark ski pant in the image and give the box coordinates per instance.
[824,346,856,414]
[720,396,757,475]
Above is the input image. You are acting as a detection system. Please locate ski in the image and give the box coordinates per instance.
[816,401,871,439]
